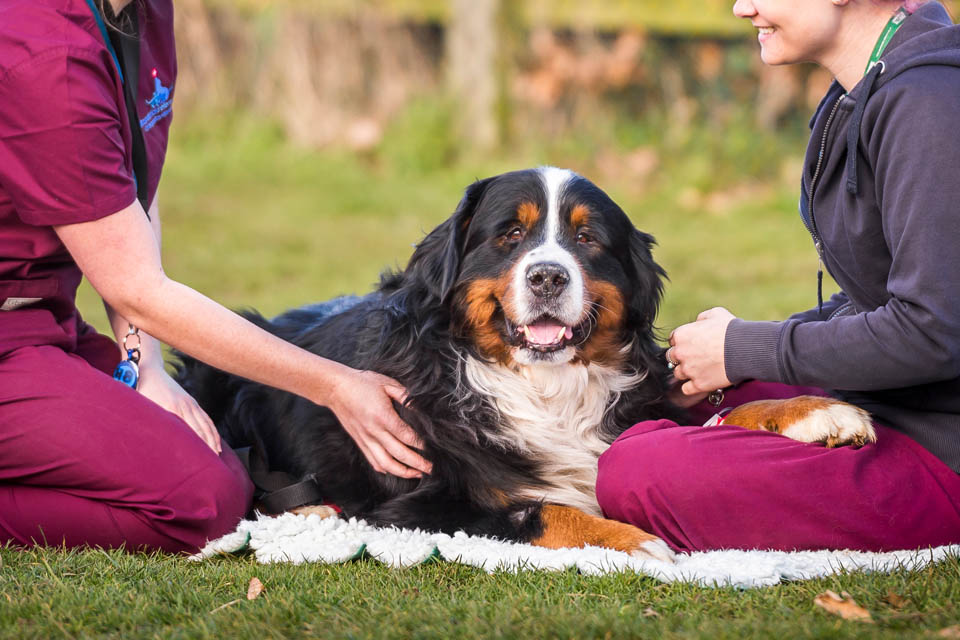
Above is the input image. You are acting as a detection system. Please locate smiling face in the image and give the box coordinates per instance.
[446,168,662,368]
[732,0,844,67]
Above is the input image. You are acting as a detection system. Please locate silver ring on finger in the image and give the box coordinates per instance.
[666,348,680,369]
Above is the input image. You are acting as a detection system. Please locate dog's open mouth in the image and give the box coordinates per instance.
[504,315,588,353]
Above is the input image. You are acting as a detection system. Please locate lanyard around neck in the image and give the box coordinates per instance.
[84,0,150,216]
[865,5,912,75]
[85,0,123,79]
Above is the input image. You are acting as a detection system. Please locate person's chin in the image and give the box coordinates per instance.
[759,47,789,66]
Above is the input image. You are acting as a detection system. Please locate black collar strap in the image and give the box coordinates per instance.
[234,445,326,516]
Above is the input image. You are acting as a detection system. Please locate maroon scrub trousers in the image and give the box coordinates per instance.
[597,381,960,553]
[0,329,253,553]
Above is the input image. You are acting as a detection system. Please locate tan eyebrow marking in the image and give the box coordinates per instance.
[570,204,590,229]
[517,201,540,228]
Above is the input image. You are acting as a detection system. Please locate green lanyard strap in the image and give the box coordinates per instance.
[865,5,912,75]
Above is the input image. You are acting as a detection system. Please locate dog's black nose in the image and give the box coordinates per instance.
[526,262,569,297]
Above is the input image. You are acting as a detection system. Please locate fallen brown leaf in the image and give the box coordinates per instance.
[884,589,908,609]
[642,607,660,618]
[247,577,264,600]
[813,590,874,623]
[937,625,960,638]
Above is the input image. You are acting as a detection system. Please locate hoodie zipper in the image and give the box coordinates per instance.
[804,93,845,313]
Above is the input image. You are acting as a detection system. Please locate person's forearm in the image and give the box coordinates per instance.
[103,301,165,369]
[147,196,161,248]
[58,202,349,407]
[113,274,350,407]
[55,202,429,476]
[725,303,960,390]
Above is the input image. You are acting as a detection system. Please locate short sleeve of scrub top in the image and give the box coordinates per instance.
[0,48,137,226]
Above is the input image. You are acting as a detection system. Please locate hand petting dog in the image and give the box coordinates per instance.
[327,368,432,479]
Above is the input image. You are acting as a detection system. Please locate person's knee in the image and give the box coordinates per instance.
[159,460,253,550]
[196,461,254,538]
[596,420,692,525]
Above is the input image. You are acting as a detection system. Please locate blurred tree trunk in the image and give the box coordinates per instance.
[447,0,499,150]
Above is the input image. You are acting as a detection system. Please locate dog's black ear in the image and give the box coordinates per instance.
[408,177,493,302]
[627,229,667,331]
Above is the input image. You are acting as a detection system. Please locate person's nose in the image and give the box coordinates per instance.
[732,0,756,19]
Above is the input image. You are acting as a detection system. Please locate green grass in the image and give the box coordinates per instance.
[2,546,958,639]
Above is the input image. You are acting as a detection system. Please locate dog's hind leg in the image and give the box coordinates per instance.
[531,505,676,563]
[290,505,338,519]
[364,492,547,543]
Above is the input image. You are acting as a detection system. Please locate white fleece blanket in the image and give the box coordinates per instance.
[192,512,959,589]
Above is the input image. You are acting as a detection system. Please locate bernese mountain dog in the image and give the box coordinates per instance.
[175,167,875,562]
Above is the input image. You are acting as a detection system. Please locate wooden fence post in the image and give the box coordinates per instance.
[447,0,500,150]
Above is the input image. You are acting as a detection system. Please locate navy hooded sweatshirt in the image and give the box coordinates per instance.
[724,2,960,473]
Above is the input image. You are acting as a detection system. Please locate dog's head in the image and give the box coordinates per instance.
[406,167,665,368]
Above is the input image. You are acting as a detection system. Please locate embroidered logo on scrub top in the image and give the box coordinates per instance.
[140,68,172,132]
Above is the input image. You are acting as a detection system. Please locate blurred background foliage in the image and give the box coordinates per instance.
[202,0,760,35]
[77,0,958,336]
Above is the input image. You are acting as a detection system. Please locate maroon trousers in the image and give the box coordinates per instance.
[597,382,960,553]
[0,330,252,553]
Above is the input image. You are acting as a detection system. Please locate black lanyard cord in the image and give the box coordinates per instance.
[108,10,150,218]
[86,0,151,218]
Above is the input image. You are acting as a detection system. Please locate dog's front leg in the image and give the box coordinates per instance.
[723,396,876,447]
[531,505,675,563]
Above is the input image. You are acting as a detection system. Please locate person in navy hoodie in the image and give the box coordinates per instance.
[0,0,430,553]
[598,0,960,552]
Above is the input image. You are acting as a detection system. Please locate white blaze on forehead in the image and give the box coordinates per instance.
[508,167,585,328]
[539,166,574,242]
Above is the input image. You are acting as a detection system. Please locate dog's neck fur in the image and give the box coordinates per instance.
[462,354,644,515]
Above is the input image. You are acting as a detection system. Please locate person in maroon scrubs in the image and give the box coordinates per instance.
[0,0,430,553]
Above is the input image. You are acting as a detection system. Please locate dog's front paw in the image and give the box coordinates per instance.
[631,537,677,563]
[725,396,876,447]
[781,400,876,447]
[532,504,676,563]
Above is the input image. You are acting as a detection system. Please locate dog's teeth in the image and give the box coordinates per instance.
[556,326,567,342]
[522,326,533,341]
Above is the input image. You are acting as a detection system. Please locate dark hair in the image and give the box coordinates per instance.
[95,0,138,34]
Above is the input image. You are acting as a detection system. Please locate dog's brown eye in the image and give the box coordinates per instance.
[507,227,524,241]
[576,231,593,244]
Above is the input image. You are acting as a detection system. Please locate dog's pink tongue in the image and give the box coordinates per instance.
[526,321,567,345]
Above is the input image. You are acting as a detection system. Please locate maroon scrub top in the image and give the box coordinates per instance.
[0,0,176,355]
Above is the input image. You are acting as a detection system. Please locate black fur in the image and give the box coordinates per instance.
[174,169,682,543]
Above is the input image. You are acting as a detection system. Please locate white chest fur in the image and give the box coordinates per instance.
[463,356,642,516]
